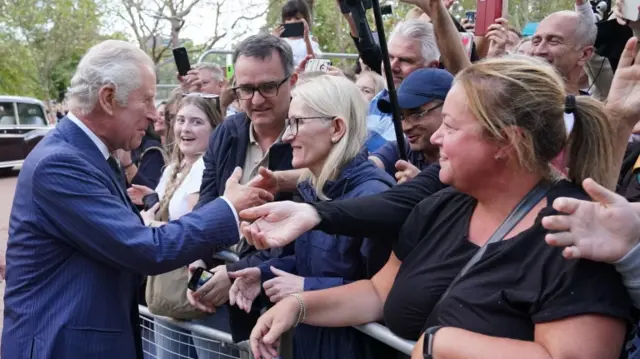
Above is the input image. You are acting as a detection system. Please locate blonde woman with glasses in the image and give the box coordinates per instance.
[229,75,396,359]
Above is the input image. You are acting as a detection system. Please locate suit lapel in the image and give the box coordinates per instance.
[57,118,142,221]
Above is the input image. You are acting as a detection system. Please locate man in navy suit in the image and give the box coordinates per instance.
[1,40,273,359]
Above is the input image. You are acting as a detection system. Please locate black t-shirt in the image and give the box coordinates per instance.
[384,180,633,341]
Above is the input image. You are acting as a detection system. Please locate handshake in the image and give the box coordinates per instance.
[223,166,280,213]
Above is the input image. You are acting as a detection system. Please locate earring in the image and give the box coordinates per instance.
[331,138,337,143]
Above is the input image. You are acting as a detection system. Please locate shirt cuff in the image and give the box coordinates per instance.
[220,196,240,229]
[614,241,640,278]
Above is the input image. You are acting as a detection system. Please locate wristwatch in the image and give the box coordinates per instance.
[423,325,443,359]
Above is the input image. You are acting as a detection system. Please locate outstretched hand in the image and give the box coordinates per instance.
[542,178,640,262]
[239,202,320,249]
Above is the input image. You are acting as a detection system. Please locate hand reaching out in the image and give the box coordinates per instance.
[394,160,420,184]
[542,178,640,262]
[127,184,154,206]
[229,267,263,313]
[263,267,304,303]
[223,167,274,213]
[239,202,321,249]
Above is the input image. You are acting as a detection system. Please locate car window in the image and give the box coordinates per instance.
[16,102,47,126]
[0,102,16,126]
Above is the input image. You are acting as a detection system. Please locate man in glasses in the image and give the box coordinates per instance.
[369,68,452,184]
[194,33,297,344]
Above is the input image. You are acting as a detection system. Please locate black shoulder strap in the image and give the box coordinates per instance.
[436,181,551,304]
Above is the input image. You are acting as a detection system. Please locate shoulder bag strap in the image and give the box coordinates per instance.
[436,181,552,304]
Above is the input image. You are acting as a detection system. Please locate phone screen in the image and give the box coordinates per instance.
[465,10,477,24]
[281,22,305,38]
[305,59,332,73]
[187,267,214,291]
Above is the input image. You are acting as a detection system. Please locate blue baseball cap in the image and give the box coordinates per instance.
[378,68,454,114]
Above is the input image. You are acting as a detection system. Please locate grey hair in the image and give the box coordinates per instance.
[389,19,441,63]
[195,62,225,82]
[66,40,154,115]
[573,11,598,48]
[232,34,294,76]
[293,75,368,200]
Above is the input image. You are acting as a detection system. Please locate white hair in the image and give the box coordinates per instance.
[195,62,225,82]
[66,40,154,115]
[573,12,598,48]
[292,75,368,200]
[389,19,441,63]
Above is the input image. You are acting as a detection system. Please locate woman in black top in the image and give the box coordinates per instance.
[244,56,634,359]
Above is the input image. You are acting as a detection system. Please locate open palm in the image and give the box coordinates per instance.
[239,201,320,249]
[229,268,262,313]
[606,37,640,128]
[542,178,640,263]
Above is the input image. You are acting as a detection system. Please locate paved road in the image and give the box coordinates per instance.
[0,170,18,334]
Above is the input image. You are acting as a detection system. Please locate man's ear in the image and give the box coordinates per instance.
[98,85,116,116]
[289,72,298,88]
[577,46,594,67]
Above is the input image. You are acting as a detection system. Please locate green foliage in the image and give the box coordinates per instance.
[0,0,117,101]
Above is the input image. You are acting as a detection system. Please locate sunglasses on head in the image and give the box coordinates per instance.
[181,92,222,113]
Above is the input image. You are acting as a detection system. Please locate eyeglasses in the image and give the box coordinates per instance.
[401,103,443,122]
[181,92,222,113]
[285,116,334,137]
[232,75,291,100]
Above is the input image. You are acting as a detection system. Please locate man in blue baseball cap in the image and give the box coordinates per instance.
[369,68,453,183]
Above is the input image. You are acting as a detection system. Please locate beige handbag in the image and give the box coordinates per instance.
[144,193,211,320]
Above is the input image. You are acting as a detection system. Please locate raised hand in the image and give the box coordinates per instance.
[239,202,321,249]
[395,160,420,184]
[228,267,262,313]
[250,296,301,359]
[606,37,640,128]
[246,167,279,196]
[127,184,154,206]
[542,178,640,262]
[223,167,274,213]
[486,19,510,58]
[263,267,304,303]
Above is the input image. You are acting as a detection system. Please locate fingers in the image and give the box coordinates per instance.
[394,159,412,171]
[148,202,160,214]
[263,320,288,346]
[618,37,638,70]
[544,231,577,248]
[269,266,288,277]
[582,178,625,206]
[229,282,239,306]
[239,203,275,221]
[541,214,572,231]
[562,246,583,260]
[551,197,582,215]
[227,166,243,185]
[228,267,257,279]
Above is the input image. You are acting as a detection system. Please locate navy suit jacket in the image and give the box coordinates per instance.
[2,118,239,359]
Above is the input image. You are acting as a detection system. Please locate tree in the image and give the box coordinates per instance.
[0,0,105,100]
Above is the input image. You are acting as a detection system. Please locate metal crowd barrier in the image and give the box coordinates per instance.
[197,48,358,64]
[139,249,416,358]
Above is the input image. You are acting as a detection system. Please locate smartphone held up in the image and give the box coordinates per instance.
[188,267,214,292]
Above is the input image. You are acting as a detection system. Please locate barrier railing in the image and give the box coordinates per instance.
[197,48,359,64]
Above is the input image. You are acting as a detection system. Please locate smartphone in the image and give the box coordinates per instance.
[142,193,160,211]
[465,10,477,24]
[460,32,474,59]
[622,0,640,21]
[187,267,214,292]
[280,22,305,38]
[475,0,508,36]
[172,47,191,76]
[305,59,332,73]
[226,64,234,80]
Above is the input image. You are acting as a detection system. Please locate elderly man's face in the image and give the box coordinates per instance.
[108,66,157,151]
[198,69,223,95]
[529,13,590,78]
[387,36,428,88]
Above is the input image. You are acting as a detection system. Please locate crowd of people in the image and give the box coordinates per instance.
[4,0,640,358]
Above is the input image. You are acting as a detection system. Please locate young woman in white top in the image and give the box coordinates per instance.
[273,0,322,67]
[127,94,234,359]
